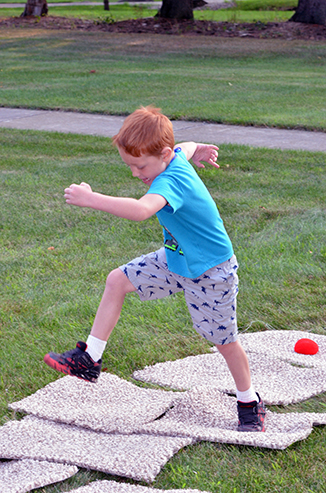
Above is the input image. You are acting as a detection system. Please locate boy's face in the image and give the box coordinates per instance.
[118,147,172,187]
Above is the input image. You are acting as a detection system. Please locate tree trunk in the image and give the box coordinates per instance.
[290,0,326,26]
[157,0,194,20]
[103,0,109,11]
[21,0,48,16]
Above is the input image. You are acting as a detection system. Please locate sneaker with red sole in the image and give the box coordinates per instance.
[44,341,102,383]
[237,393,266,432]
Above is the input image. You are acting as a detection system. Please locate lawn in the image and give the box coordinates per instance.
[0,30,325,131]
[0,2,326,490]
[0,0,301,23]
[0,4,293,22]
[1,128,326,492]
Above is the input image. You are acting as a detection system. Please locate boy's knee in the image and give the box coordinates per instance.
[105,268,135,294]
[215,339,239,355]
[106,268,125,289]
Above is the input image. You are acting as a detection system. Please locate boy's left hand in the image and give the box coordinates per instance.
[192,144,219,169]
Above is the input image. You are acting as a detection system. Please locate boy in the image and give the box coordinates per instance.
[44,106,266,432]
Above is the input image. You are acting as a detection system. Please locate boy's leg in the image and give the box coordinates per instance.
[84,268,137,361]
[216,340,265,432]
[44,248,183,382]
[43,268,136,382]
[89,268,136,341]
[215,339,251,392]
[183,256,266,431]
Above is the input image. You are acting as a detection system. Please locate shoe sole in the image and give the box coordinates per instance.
[237,424,266,432]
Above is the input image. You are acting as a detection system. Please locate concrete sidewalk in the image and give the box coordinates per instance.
[1,107,325,152]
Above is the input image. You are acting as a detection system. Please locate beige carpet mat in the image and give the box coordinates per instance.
[134,386,326,450]
[5,377,326,453]
[132,350,326,405]
[238,330,326,370]
[0,416,193,483]
[9,373,176,434]
[0,459,78,493]
[3,330,326,489]
[68,480,210,493]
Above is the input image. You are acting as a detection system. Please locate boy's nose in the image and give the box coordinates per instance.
[130,166,139,178]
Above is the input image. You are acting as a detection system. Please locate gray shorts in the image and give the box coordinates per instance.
[120,248,239,346]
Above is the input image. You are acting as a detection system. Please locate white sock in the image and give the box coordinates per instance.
[86,335,107,362]
[236,386,259,403]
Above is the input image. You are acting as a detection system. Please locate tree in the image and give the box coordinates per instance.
[290,0,326,25]
[21,0,109,16]
[21,0,47,17]
[157,0,194,20]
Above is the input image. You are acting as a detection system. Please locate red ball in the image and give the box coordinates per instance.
[294,338,319,355]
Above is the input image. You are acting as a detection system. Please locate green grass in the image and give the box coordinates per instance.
[0,2,325,490]
[0,3,156,19]
[0,0,102,2]
[195,9,291,21]
[0,4,293,21]
[0,31,325,131]
[1,128,326,492]
[233,0,297,10]
[0,0,298,21]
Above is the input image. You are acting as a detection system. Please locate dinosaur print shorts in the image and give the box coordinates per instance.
[119,248,239,346]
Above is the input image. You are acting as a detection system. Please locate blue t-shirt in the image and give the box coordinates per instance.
[146,148,233,278]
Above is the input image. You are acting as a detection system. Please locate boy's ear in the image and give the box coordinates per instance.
[161,147,173,162]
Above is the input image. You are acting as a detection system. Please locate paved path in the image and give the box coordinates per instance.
[1,108,325,152]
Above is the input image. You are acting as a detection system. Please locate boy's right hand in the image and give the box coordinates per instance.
[64,182,93,207]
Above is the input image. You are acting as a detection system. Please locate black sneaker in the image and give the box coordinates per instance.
[237,393,266,432]
[44,341,102,383]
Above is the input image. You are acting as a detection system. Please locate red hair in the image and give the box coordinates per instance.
[113,106,175,157]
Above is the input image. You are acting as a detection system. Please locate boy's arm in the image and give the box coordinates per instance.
[64,182,167,221]
[175,142,219,169]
